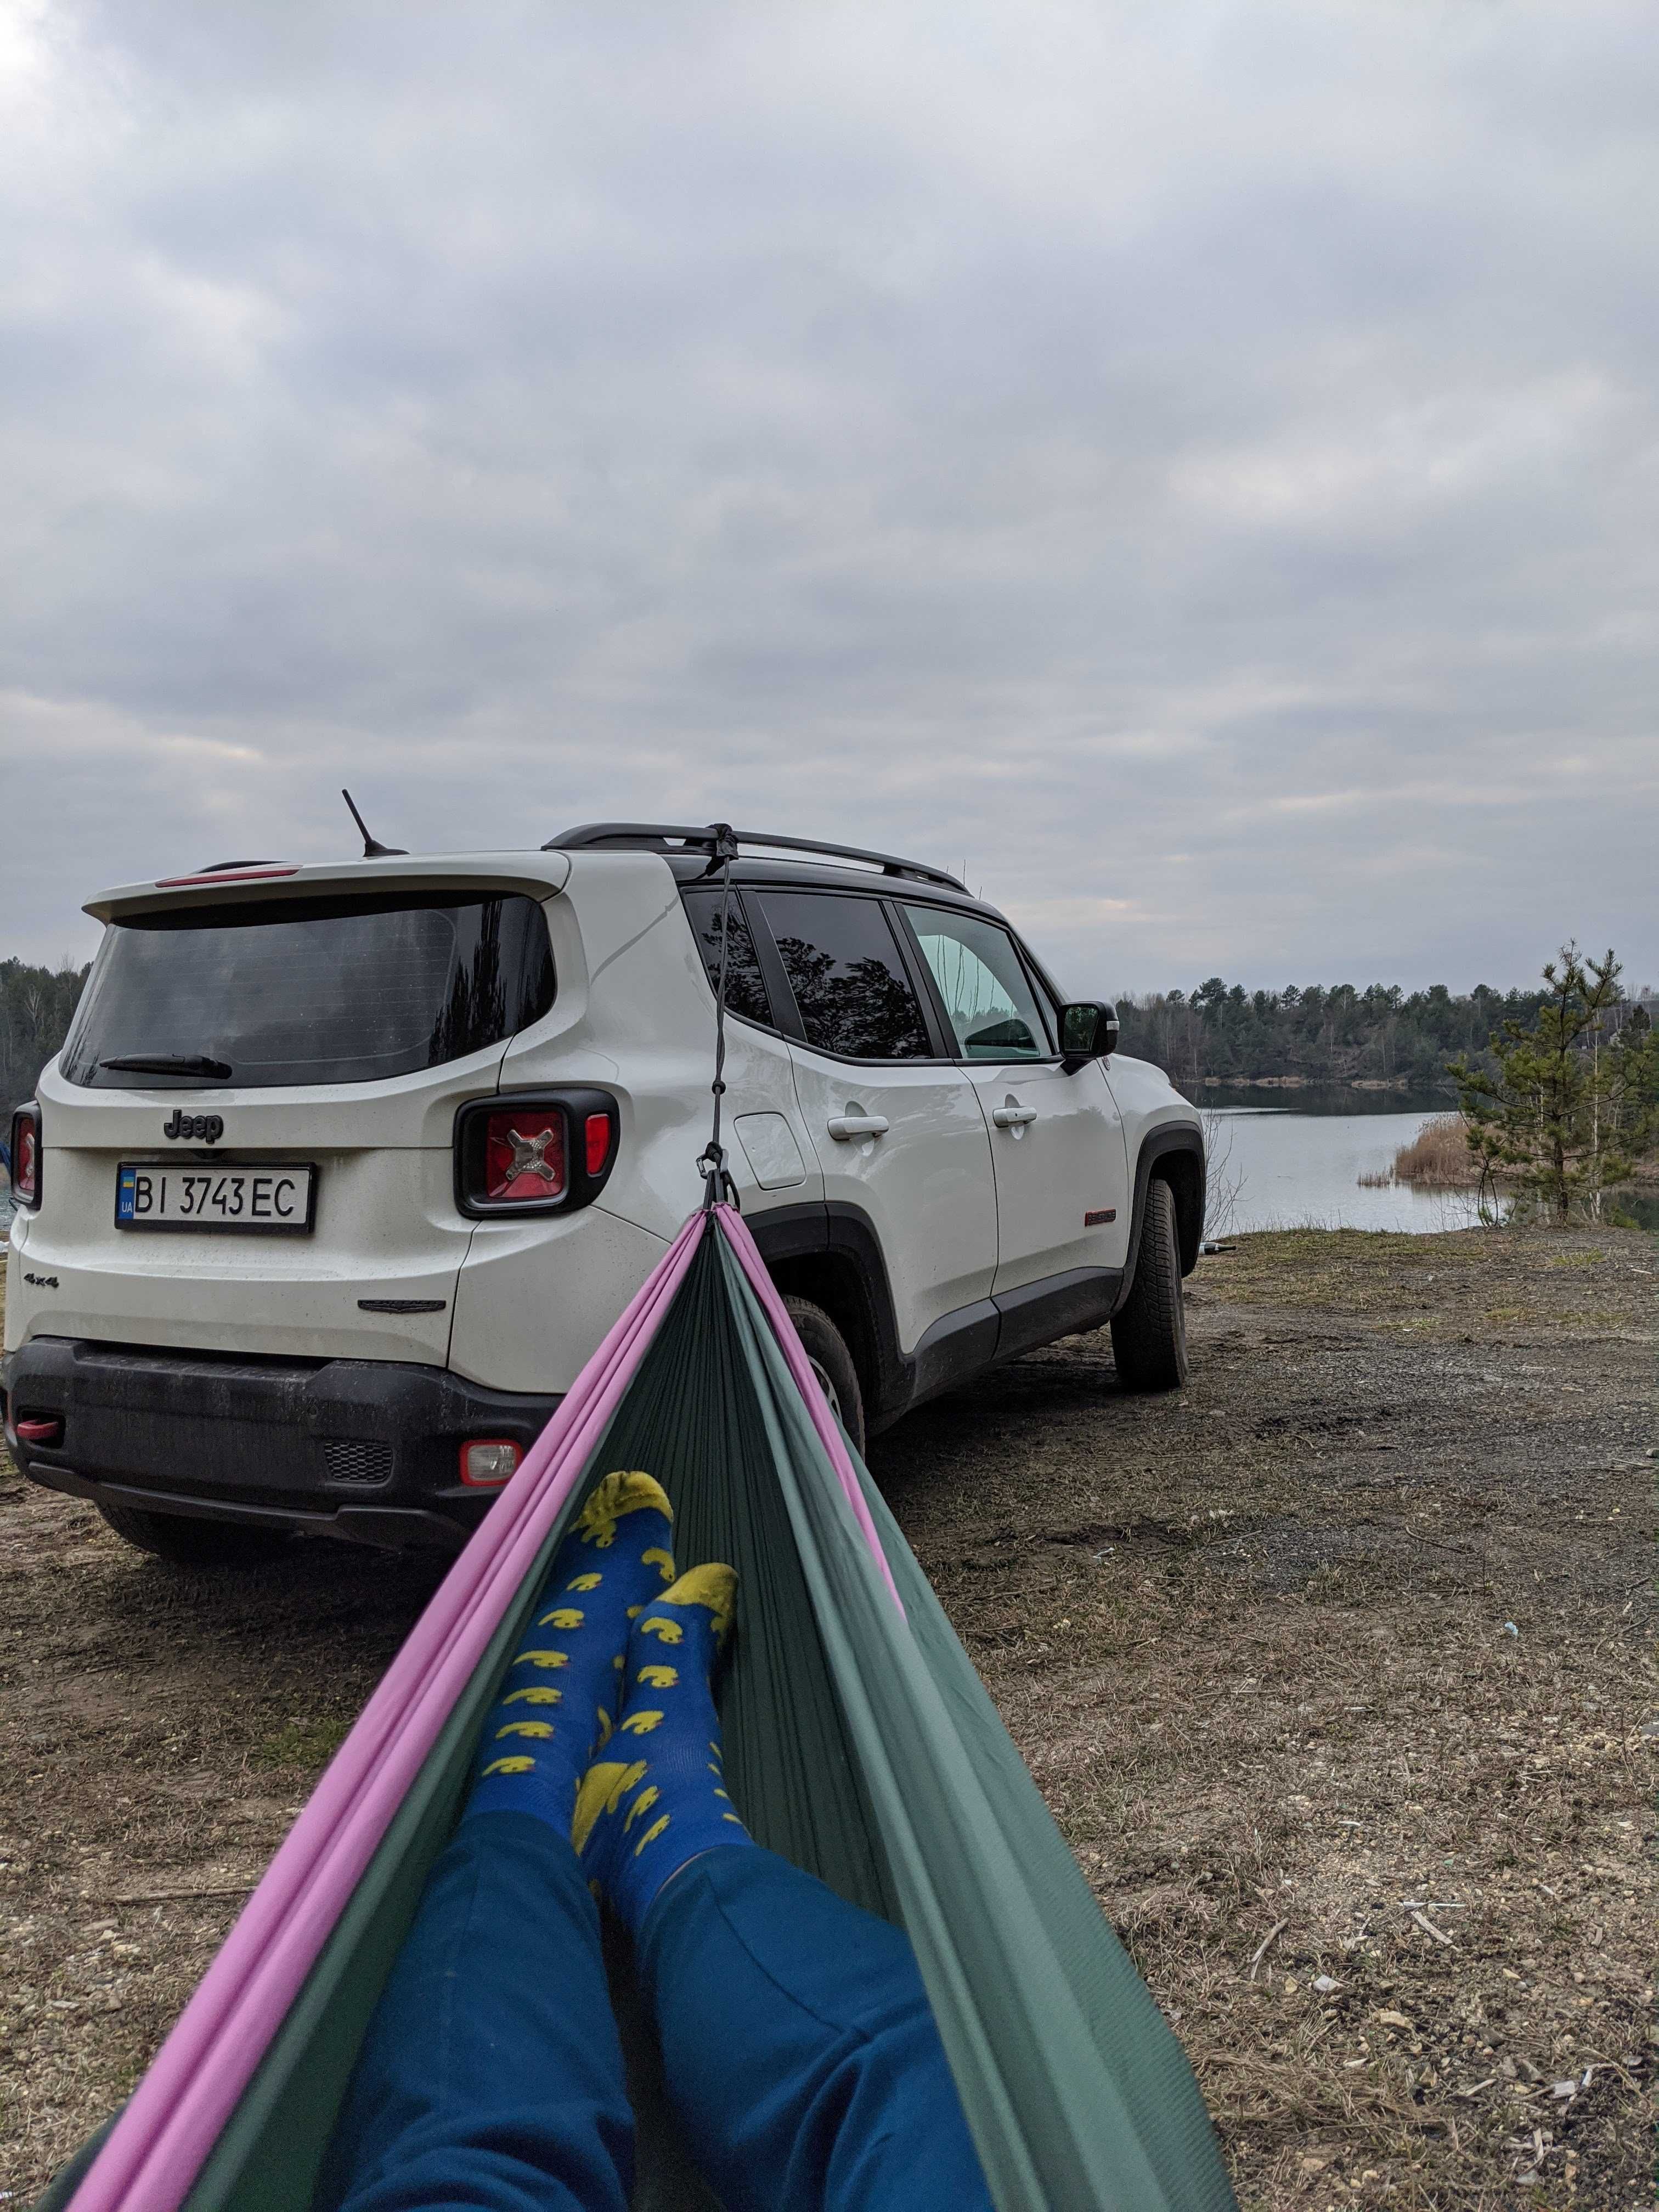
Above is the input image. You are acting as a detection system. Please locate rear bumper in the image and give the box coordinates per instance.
[1,1336,563,1551]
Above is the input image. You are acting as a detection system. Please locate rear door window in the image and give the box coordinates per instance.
[754,891,932,1061]
[902,907,1053,1060]
[680,889,773,1028]
[61,892,556,1089]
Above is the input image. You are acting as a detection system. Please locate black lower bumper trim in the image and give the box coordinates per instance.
[24,1463,472,1550]
[2,1336,563,1548]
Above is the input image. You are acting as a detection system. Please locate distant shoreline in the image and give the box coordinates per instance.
[1189,1073,1421,1092]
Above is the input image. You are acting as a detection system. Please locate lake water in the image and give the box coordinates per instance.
[1197,1096,1484,1236]
[1195,1087,1659,1235]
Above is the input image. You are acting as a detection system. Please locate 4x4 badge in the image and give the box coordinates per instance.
[162,1110,224,1143]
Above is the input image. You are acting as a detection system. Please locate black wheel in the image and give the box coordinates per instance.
[95,1502,292,1568]
[782,1295,867,1455]
[1110,1177,1189,1391]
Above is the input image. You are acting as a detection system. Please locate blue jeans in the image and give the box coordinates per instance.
[319,1812,992,2212]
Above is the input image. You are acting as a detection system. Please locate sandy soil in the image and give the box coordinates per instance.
[2,1224,1654,2208]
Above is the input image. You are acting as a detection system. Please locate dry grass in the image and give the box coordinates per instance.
[880,1224,1657,2209]
[3,1229,1655,2209]
[1381,1117,1478,1190]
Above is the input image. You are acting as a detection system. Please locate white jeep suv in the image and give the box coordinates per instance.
[2,823,1203,1565]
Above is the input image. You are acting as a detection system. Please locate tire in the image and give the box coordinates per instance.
[782,1295,867,1455]
[95,1502,292,1568]
[1110,1177,1189,1391]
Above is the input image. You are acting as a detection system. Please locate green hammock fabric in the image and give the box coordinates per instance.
[40,1229,1235,2212]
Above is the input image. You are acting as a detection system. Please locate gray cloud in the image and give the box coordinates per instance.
[1,0,1655,994]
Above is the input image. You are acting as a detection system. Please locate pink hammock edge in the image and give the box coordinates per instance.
[67,1204,900,2212]
[69,1212,706,2212]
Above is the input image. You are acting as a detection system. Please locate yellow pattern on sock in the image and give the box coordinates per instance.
[623,1785,661,1832]
[657,1563,737,1645]
[512,1649,569,1671]
[481,1755,536,1777]
[631,1814,671,1857]
[577,1470,674,1549]
[503,1686,561,1707]
[495,1720,554,1741]
[637,1663,677,1689]
[618,1709,664,1735]
[537,1606,584,1629]
[572,1759,649,1852]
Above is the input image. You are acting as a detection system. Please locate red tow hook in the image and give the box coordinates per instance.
[15,1416,64,1447]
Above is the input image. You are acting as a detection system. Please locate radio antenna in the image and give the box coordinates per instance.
[342,788,407,859]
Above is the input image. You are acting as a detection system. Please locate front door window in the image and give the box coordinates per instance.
[902,909,1051,1060]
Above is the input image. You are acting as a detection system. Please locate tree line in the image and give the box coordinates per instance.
[2,953,1653,1143]
[1,960,91,1120]
[1113,978,1570,1092]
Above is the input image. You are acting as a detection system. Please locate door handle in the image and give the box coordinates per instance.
[827,1115,890,1140]
[992,1105,1037,1128]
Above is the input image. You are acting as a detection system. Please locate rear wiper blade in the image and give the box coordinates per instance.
[100,1054,234,1080]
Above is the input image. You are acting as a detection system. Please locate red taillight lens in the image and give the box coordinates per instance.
[456,1092,614,1218]
[459,1438,522,1487]
[484,1111,566,1203]
[10,1108,39,1208]
[584,1112,611,1177]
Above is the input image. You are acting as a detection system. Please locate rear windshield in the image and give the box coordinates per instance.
[61,892,557,1090]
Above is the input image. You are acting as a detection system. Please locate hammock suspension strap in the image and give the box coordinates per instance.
[697,822,741,1212]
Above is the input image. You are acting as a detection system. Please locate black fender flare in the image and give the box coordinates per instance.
[1114,1124,1206,1311]
[744,1200,910,1429]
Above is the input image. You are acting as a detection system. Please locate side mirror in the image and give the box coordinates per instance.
[1059,1001,1119,1071]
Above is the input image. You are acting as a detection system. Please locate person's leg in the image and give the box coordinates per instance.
[576,1570,992,2212]
[316,1812,632,2212]
[319,1472,681,2212]
[640,1847,993,2212]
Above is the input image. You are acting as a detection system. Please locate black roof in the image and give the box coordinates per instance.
[543,819,1046,980]
[543,821,967,893]
[661,851,996,916]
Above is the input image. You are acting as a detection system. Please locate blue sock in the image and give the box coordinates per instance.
[573,1564,754,1932]
[462,1471,678,1836]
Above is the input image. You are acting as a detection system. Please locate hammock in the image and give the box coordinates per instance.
[38,1204,1237,2212]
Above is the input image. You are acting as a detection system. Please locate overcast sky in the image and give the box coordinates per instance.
[2,1,1655,996]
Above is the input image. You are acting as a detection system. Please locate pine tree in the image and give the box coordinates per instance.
[1449,944,1659,1223]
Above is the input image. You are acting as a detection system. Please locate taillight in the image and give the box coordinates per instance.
[454,1090,619,1220]
[585,1113,611,1177]
[9,1106,40,1209]
[485,1111,567,1202]
[459,1438,522,1487]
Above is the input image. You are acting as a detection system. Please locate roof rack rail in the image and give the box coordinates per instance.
[541,822,967,893]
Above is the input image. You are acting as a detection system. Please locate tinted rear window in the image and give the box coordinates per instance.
[680,889,772,1028]
[755,891,932,1060]
[62,892,556,1089]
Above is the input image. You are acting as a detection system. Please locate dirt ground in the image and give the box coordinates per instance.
[2,1224,1654,2209]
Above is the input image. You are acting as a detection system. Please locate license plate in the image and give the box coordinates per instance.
[115,1161,317,1233]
